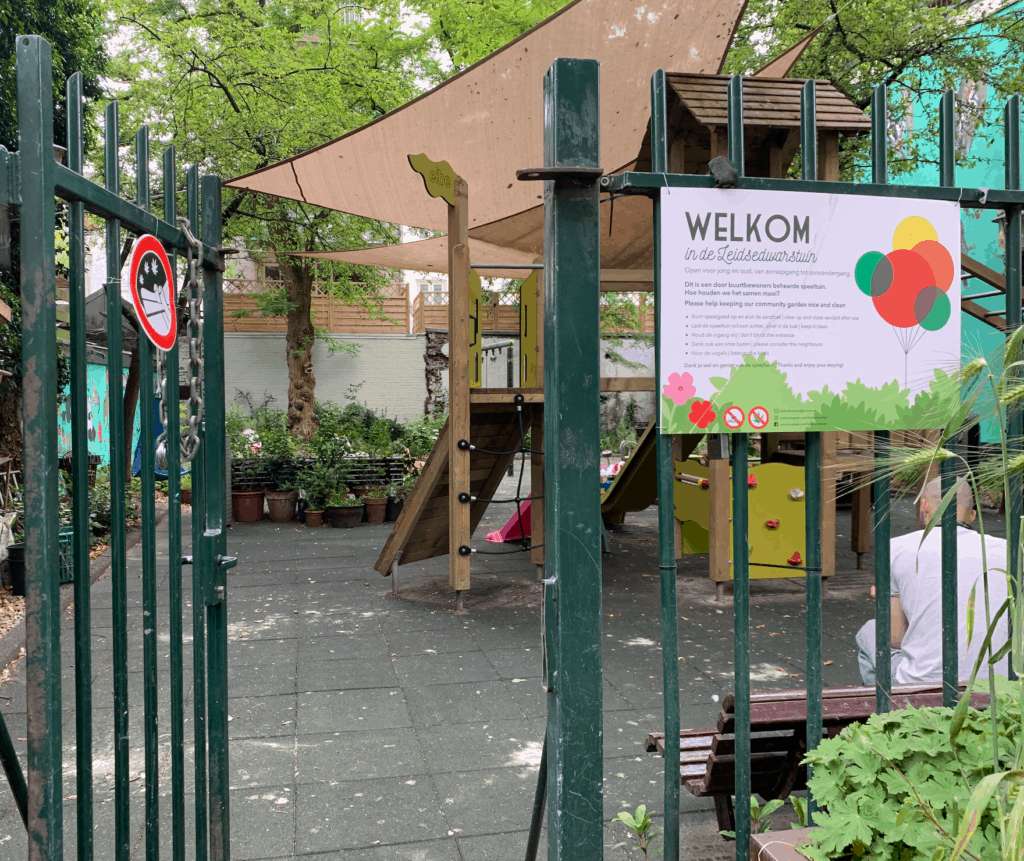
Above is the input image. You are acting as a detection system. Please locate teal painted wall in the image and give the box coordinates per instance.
[57,362,142,464]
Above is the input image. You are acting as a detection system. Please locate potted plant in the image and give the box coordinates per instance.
[386,470,418,522]
[179,472,192,506]
[325,489,363,528]
[261,421,300,522]
[228,408,265,521]
[295,462,336,528]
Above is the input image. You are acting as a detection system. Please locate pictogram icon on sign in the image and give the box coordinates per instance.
[748,406,770,430]
[723,406,745,429]
[128,235,177,351]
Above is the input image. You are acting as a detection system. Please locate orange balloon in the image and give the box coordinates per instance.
[912,240,954,292]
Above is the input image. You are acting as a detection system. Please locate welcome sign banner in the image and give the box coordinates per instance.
[658,188,962,435]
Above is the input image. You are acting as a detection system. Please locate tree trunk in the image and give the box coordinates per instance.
[284,263,317,439]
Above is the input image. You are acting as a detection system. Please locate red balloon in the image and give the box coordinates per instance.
[872,249,935,328]
[912,240,954,292]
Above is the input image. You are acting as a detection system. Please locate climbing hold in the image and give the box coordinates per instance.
[764,519,780,530]
[699,478,710,490]
[747,475,757,489]
[788,551,802,566]
[788,488,805,501]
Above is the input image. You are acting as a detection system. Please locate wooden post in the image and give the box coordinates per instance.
[449,178,471,594]
[708,435,731,593]
[531,259,545,571]
[821,431,837,579]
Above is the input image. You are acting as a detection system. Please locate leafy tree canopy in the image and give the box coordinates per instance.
[0,0,107,153]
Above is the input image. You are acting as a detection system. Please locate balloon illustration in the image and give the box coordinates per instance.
[854,216,954,384]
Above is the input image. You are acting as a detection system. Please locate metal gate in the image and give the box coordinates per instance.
[536,57,1022,861]
[0,36,232,861]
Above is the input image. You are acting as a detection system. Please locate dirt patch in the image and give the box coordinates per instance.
[0,588,23,640]
[393,574,543,612]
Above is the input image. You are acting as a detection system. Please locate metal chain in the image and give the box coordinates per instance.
[155,217,204,469]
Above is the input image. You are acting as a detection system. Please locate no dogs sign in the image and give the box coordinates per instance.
[128,235,177,351]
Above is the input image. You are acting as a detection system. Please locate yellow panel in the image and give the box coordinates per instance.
[519,272,538,387]
[469,269,483,389]
[673,460,711,554]
[731,462,807,580]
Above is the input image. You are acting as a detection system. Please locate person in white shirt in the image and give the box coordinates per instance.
[856,478,1009,686]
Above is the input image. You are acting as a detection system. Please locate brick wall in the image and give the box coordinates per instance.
[225,333,428,422]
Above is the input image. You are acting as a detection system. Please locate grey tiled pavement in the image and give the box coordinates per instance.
[0,488,929,859]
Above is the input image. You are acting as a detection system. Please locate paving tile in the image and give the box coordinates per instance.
[295,728,426,783]
[229,736,297,790]
[295,776,447,853]
[230,787,297,860]
[302,840,459,860]
[432,768,539,837]
[298,656,399,692]
[455,831,547,861]
[392,651,497,686]
[415,719,544,774]
[296,688,411,735]
[404,681,524,727]
[228,694,296,739]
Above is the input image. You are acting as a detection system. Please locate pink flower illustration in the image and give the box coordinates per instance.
[663,371,696,406]
[688,399,717,429]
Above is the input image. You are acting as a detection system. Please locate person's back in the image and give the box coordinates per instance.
[891,525,1008,683]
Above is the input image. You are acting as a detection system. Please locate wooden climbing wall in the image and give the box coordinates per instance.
[374,401,535,574]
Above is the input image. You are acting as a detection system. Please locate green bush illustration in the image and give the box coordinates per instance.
[660,355,959,433]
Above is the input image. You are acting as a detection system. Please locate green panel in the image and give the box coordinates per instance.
[16,34,63,861]
[542,57,604,861]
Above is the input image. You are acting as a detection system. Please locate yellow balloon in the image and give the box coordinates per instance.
[893,216,938,250]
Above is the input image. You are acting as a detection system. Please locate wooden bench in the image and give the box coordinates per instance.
[645,684,990,832]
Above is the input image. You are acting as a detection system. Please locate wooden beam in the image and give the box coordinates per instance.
[962,297,1006,331]
[962,254,1006,292]
[449,177,471,593]
[600,377,656,392]
[374,420,451,575]
[471,390,545,404]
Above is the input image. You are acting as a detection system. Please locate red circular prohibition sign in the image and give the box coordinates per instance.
[128,235,177,352]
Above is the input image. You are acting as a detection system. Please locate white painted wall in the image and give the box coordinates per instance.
[225,332,428,421]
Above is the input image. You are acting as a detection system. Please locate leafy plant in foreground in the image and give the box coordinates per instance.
[612,804,662,858]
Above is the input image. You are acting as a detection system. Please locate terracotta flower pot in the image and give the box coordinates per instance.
[180,487,192,505]
[232,490,265,522]
[326,505,362,528]
[305,510,324,528]
[265,490,299,523]
[363,496,388,525]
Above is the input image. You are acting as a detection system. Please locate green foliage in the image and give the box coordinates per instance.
[724,0,1024,180]
[295,462,343,510]
[720,797,785,839]
[601,400,640,453]
[327,490,361,507]
[612,804,662,858]
[398,414,446,457]
[799,698,1022,861]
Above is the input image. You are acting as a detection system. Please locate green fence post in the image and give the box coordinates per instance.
[163,144,187,861]
[202,173,231,861]
[726,73,752,861]
[871,84,893,713]
[66,67,95,861]
[1006,95,1022,682]
[16,35,63,861]
[938,90,960,706]
[650,67,680,861]
[542,57,604,861]
[799,79,823,823]
[187,163,209,861]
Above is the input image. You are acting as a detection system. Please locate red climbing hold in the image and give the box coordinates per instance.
[748,475,757,489]
[764,519,780,529]
[699,478,710,490]
[788,551,802,566]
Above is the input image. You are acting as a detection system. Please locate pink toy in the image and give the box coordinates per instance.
[486,500,532,543]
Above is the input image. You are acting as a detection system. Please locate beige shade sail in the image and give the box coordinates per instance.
[225,0,748,232]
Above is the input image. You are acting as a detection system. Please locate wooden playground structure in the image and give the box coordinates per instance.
[373,74,882,597]
[373,70,1011,600]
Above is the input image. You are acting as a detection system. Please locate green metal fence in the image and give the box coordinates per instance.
[0,35,231,861]
[538,57,1023,861]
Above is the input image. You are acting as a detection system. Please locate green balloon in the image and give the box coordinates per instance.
[920,290,951,331]
[854,251,885,296]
